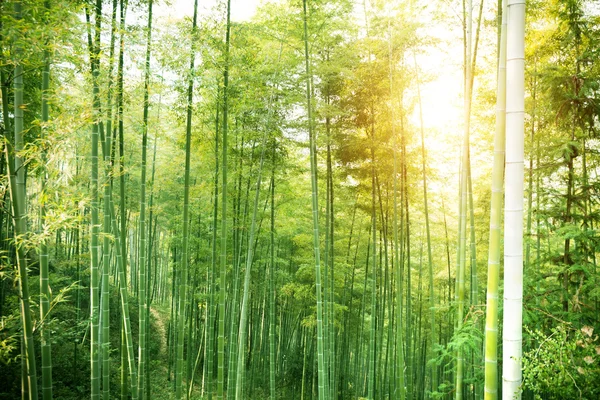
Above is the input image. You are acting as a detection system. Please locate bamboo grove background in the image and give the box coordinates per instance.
[0,0,599,399]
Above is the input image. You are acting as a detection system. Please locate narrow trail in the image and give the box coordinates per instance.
[149,305,175,399]
[150,306,168,353]
[149,305,205,399]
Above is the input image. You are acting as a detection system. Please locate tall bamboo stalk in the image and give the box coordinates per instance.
[389,28,406,400]
[402,124,412,400]
[137,1,153,396]
[303,1,327,398]
[101,119,112,400]
[117,1,129,398]
[206,86,220,400]
[367,115,377,400]
[269,166,276,399]
[217,1,231,398]
[109,182,139,400]
[412,53,437,396]
[325,113,335,400]
[235,46,282,398]
[5,146,39,400]
[234,134,267,399]
[502,1,525,398]
[176,0,198,397]
[99,2,119,397]
[483,1,506,398]
[40,1,53,397]
[89,1,103,397]
[145,92,159,400]
[6,4,39,396]
[455,0,473,397]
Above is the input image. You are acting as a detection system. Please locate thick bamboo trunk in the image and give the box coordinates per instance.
[502,1,525,398]
[484,2,507,398]
[5,10,38,391]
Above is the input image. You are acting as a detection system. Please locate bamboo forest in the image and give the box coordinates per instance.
[1,0,600,399]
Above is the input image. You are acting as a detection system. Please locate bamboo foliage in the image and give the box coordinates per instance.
[0,1,572,399]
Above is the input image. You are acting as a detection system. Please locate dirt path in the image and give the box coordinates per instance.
[150,306,168,356]
[149,306,175,399]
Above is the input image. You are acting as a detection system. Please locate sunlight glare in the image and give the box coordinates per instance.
[155,0,259,22]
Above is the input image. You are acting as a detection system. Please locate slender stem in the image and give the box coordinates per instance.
[40,1,53,397]
[89,1,103,397]
[137,1,153,396]
[217,1,231,398]
[303,1,327,398]
[176,0,198,397]
[484,3,507,399]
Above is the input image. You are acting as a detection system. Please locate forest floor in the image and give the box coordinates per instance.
[149,305,177,399]
[141,304,209,399]
[150,306,167,350]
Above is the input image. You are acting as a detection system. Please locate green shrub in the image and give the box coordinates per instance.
[523,324,600,399]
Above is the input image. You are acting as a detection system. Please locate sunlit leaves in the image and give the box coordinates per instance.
[523,324,600,399]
